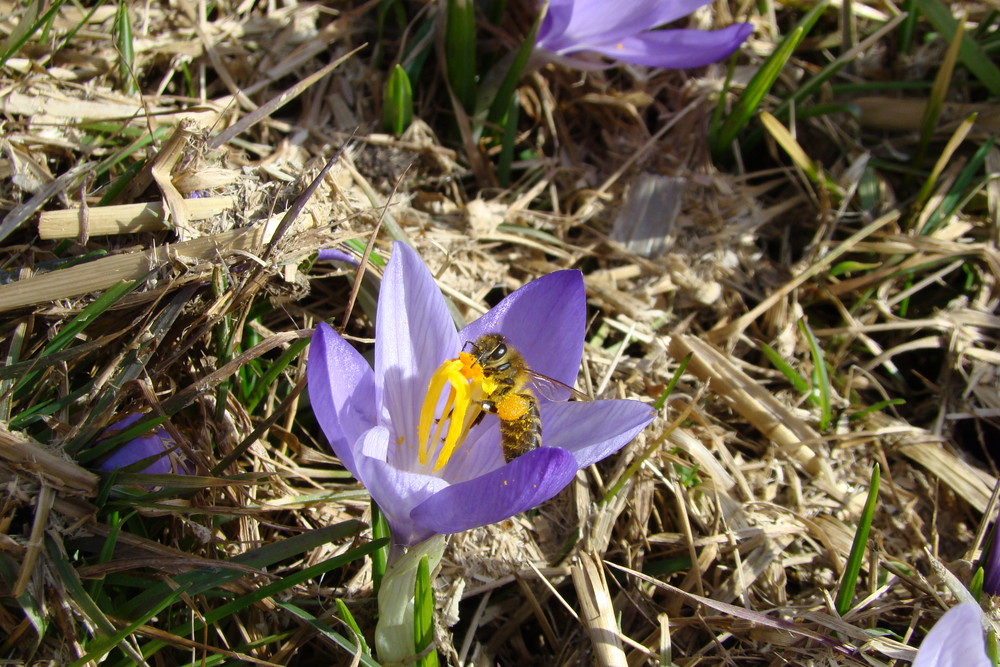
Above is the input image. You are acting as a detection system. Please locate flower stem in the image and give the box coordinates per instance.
[375,535,446,663]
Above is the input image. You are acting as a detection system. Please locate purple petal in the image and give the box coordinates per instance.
[437,416,505,484]
[307,323,377,479]
[100,414,184,475]
[460,270,585,387]
[984,535,1000,596]
[538,0,712,55]
[375,242,460,470]
[585,24,752,68]
[410,447,578,535]
[541,399,655,468]
[356,435,449,546]
[318,248,360,265]
[913,603,990,667]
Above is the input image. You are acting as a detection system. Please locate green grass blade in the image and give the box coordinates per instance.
[653,352,691,413]
[414,554,438,667]
[384,64,414,135]
[244,334,309,413]
[711,0,828,157]
[919,136,995,235]
[914,13,964,168]
[113,1,136,95]
[496,90,519,186]
[799,318,833,429]
[445,0,477,111]
[335,598,372,657]
[914,0,1000,97]
[835,463,880,616]
[279,601,382,667]
[848,398,905,422]
[484,5,542,127]
[0,0,69,66]
[759,342,810,395]
[13,278,146,397]
[69,582,191,666]
[372,499,390,594]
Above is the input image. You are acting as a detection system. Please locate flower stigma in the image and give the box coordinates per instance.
[417,351,490,471]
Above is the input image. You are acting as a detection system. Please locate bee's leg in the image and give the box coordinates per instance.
[471,400,496,429]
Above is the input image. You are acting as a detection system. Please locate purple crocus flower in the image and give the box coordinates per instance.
[99,414,189,475]
[912,602,990,667]
[534,0,753,70]
[308,242,655,546]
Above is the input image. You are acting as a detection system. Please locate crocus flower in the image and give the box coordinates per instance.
[308,242,655,546]
[912,602,991,667]
[534,0,753,70]
[99,414,189,475]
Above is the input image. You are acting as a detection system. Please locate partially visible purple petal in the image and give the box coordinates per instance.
[410,446,578,535]
[541,399,655,468]
[375,243,461,470]
[461,270,585,387]
[913,603,990,667]
[984,534,1000,596]
[318,248,359,265]
[357,435,449,546]
[100,414,186,475]
[587,24,752,68]
[307,323,377,479]
[538,0,712,55]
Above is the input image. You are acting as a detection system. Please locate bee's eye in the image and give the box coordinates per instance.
[490,344,507,360]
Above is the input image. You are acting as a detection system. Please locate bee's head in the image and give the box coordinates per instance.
[465,333,508,367]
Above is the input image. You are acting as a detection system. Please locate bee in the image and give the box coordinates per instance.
[466,333,589,463]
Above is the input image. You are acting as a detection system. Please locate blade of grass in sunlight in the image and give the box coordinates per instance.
[71,582,191,666]
[914,0,1000,97]
[918,136,995,236]
[445,0,477,111]
[909,113,977,229]
[45,535,147,665]
[496,91,519,186]
[759,111,844,201]
[914,13,964,168]
[384,64,414,134]
[835,463,880,616]
[244,337,309,413]
[335,599,372,657]
[372,500,390,593]
[484,5,542,128]
[280,601,381,667]
[711,0,828,158]
[0,0,69,66]
[758,342,810,395]
[971,566,984,599]
[799,318,833,431]
[113,1,136,95]
[848,398,905,422]
[414,554,438,667]
[12,278,145,400]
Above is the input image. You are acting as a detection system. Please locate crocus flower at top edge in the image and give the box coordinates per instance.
[912,603,991,667]
[533,0,752,70]
[307,242,656,545]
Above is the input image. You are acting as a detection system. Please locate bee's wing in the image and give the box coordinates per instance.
[526,369,592,402]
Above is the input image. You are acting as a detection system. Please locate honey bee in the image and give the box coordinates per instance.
[466,333,589,463]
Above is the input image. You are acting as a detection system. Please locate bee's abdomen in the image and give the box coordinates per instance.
[500,397,541,463]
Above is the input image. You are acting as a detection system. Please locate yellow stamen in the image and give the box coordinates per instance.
[417,355,486,471]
